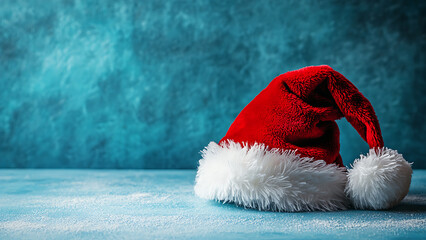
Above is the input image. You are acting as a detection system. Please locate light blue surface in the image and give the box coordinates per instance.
[1,0,425,169]
[0,170,425,239]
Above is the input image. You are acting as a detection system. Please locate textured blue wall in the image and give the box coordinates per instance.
[0,0,425,168]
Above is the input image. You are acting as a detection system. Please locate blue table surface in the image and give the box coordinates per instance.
[0,169,425,240]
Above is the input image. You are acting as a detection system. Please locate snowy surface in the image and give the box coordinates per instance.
[0,170,425,239]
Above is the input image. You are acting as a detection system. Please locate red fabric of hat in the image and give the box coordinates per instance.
[195,65,412,212]
[220,65,383,167]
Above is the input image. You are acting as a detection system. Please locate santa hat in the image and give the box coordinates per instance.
[194,65,412,212]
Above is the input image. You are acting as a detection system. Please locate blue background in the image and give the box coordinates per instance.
[0,0,425,168]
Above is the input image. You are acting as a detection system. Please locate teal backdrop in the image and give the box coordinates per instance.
[0,0,425,168]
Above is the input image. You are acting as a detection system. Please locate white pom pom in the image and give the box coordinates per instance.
[346,148,412,210]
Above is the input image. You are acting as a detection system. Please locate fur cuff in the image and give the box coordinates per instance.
[345,148,412,210]
[194,141,348,212]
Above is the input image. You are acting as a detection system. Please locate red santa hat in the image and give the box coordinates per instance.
[194,65,412,212]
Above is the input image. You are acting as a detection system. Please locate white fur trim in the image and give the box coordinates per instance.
[345,148,412,210]
[194,141,348,212]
